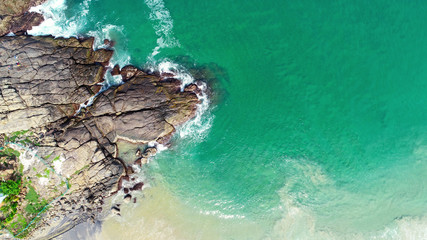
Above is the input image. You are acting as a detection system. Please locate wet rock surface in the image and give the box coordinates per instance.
[0,35,200,239]
[0,0,47,37]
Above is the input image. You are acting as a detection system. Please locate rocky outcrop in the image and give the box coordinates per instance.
[0,36,111,133]
[0,35,200,239]
[0,0,47,37]
[0,0,46,16]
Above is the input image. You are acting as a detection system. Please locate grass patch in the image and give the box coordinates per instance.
[25,186,48,215]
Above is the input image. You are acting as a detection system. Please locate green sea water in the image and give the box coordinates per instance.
[31,0,427,239]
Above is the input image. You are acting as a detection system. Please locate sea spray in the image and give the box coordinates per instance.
[374,216,427,240]
[148,141,169,154]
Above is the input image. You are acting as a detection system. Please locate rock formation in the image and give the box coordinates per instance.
[0,34,200,238]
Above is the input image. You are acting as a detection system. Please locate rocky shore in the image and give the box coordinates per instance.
[0,1,202,239]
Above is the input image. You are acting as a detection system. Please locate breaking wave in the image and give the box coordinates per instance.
[28,0,91,37]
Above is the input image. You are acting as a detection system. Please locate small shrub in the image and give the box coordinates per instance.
[25,186,39,203]
[0,179,21,196]
[0,147,20,159]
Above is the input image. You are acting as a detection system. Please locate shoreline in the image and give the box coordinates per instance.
[0,1,205,238]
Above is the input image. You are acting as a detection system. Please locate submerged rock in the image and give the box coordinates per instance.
[111,206,120,216]
[131,183,144,191]
[123,194,132,203]
[120,65,142,81]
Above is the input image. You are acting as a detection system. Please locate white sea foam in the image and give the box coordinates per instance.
[104,69,124,86]
[28,0,92,37]
[178,81,212,141]
[74,94,96,116]
[199,210,246,220]
[30,0,128,66]
[367,216,427,240]
[28,0,68,36]
[88,24,124,48]
[144,0,180,59]
[156,60,194,89]
[148,141,169,155]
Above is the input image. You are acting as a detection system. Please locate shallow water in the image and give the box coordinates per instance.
[31,0,427,239]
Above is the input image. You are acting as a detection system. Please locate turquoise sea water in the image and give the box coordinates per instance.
[30,0,427,239]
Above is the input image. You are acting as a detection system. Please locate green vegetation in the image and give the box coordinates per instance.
[60,180,66,187]
[72,164,90,176]
[4,130,39,147]
[13,213,43,239]
[44,169,51,178]
[0,178,22,230]
[0,131,41,237]
[25,186,48,215]
[43,153,52,161]
[0,131,65,238]
[0,147,20,160]
[0,179,21,196]
[9,214,27,231]
[0,179,49,237]
[35,168,52,179]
